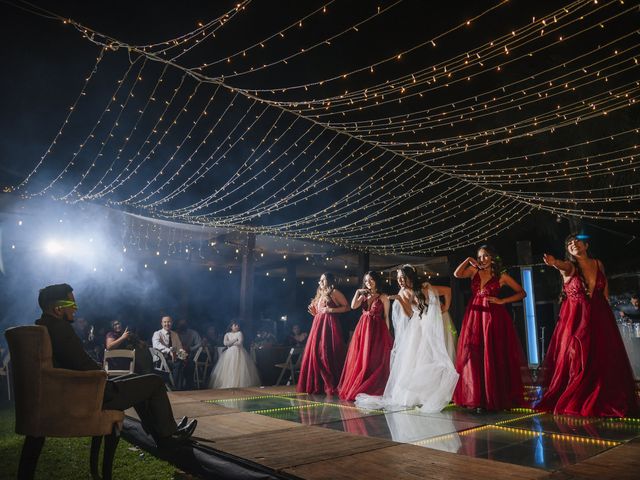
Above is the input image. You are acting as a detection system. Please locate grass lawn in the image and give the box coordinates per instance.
[0,401,196,480]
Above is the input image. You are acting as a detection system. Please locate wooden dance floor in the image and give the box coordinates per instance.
[128,386,640,479]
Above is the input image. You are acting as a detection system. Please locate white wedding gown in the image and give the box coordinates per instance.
[356,286,459,413]
[390,297,411,369]
[208,332,261,388]
[442,310,457,365]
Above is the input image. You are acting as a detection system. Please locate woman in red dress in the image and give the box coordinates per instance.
[338,271,393,401]
[297,272,349,395]
[453,245,529,411]
[537,234,638,417]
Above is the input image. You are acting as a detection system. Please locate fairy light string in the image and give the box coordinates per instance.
[7,0,640,255]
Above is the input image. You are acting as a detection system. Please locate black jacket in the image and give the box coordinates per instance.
[36,313,100,372]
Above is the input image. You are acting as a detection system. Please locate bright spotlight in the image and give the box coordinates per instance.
[44,240,64,255]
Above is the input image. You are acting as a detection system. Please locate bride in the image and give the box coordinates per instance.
[356,265,459,413]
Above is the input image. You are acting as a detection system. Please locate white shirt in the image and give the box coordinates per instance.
[152,328,183,355]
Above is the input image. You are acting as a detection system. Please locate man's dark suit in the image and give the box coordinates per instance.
[36,314,177,439]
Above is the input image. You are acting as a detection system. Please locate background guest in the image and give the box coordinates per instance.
[208,322,261,388]
[287,324,308,347]
[176,318,202,389]
[152,316,186,389]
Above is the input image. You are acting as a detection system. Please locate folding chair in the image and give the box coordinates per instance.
[103,349,135,377]
[149,347,174,389]
[192,345,212,389]
[274,347,304,386]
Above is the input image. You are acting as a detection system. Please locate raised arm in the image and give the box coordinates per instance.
[105,327,130,350]
[351,289,368,310]
[431,285,452,313]
[327,289,351,314]
[389,290,414,318]
[543,253,574,281]
[488,273,526,305]
[454,257,480,279]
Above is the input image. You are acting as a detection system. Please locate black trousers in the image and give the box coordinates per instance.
[102,373,177,439]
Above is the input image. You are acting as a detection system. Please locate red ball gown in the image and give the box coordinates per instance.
[338,296,394,401]
[453,274,528,410]
[297,298,346,395]
[537,269,638,417]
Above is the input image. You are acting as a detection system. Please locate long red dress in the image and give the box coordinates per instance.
[537,269,638,417]
[453,274,528,410]
[338,296,393,401]
[297,297,346,395]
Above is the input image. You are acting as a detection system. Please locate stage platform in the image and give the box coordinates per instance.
[125,386,640,479]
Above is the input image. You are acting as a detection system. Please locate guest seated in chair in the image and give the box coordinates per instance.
[36,284,197,446]
[105,319,153,375]
[287,324,308,348]
[152,316,187,390]
[176,318,202,390]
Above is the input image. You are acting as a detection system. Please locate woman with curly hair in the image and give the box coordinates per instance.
[297,273,349,395]
[355,265,458,412]
[537,234,638,417]
[453,245,529,411]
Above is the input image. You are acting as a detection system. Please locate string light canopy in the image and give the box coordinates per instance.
[5,0,639,255]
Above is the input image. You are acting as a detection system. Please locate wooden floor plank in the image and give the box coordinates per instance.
[169,400,238,418]
[547,438,640,480]
[193,411,302,442]
[282,443,550,480]
[244,385,299,396]
[169,388,254,401]
[210,425,396,471]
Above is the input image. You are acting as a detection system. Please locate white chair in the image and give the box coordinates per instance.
[0,349,10,400]
[193,345,213,389]
[274,347,304,386]
[149,347,174,389]
[103,349,135,377]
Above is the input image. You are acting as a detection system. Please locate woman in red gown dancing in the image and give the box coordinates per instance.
[537,234,638,417]
[338,271,393,401]
[297,273,349,395]
[453,245,529,411]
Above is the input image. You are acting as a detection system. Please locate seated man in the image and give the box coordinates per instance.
[35,284,196,446]
[176,318,202,390]
[152,316,186,390]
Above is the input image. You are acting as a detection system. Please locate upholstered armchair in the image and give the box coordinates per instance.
[5,326,124,480]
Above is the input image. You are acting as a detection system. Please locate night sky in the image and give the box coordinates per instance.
[1,1,639,271]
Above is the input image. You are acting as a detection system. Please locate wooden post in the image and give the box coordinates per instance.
[239,233,256,335]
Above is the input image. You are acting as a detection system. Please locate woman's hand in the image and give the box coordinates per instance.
[543,253,557,267]
[308,304,317,316]
[120,327,130,340]
[467,257,481,269]
[487,296,505,305]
